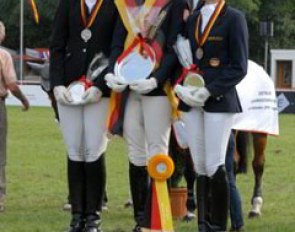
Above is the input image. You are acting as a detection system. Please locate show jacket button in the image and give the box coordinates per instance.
[216,96,223,101]
[82,48,87,52]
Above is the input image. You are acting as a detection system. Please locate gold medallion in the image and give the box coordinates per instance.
[209,58,221,67]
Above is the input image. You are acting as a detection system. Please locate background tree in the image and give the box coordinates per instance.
[259,0,295,49]
[228,0,263,63]
[229,0,295,65]
[0,0,59,50]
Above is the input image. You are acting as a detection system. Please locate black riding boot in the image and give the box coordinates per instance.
[85,214,102,232]
[196,175,210,232]
[129,163,149,231]
[208,166,229,232]
[185,158,196,213]
[67,159,85,232]
[84,154,106,232]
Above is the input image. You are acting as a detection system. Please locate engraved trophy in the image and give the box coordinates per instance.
[114,1,170,84]
[114,42,156,83]
[174,35,204,92]
[67,53,108,104]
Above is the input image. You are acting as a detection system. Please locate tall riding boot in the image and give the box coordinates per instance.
[196,175,210,232]
[67,159,85,232]
[129,162,149,231]
[184,157,196,213]
[84,154,106,232]
[209,166,229,232]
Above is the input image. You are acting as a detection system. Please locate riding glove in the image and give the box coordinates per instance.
[82,86,102,104]
[53,85,73,105]
[105,73,127,93]
[129,78,157,94]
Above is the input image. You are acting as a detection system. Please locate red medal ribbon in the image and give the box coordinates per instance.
[117,35,155,64]
[195,0,225,47]
[78,75,93,90]
[175,64,200,86]
[80,0,103,28]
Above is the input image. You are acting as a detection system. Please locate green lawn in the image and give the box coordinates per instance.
[0,106,294,232]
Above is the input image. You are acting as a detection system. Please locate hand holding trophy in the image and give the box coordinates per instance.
[67,53,108,104]
[173,35,205,93]
[113,1,170,87]
[114,38,156,84]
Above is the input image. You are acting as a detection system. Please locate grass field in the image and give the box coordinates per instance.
[0,106,294,232]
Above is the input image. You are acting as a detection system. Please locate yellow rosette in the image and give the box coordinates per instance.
[144,154,175,232]
[147,154,175,181]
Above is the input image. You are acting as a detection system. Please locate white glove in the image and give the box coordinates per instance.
[129,78,158,94]
[53,85,73,105]
[105,73,127,93]
[82,86,102,104]
[174,84,197,107]
[190,87,211,107]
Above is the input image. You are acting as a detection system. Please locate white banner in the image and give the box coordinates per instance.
[232,60,279,136]
[5,85,51,107]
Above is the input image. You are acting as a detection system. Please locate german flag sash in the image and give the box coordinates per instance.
[107,0,173,135]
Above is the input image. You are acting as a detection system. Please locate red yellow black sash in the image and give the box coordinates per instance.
[107,0,170,135]
[80,0,103,28]
[195,0,225,47]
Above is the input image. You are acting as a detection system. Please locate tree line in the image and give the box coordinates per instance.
[0,0,294,65]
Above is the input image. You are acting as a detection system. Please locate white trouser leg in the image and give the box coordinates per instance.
[142,95,171,161]
[58,103,84,161]
[83,98,109,162]
[57,99,109,162]
[124,92,172,166]
[182,108,206,175]
[204,112,234,177]
[183,108,234,176]
[123,92,147,166]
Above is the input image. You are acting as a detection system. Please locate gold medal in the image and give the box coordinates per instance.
[209,58,220,67]
[81,28,92,42]
[196,47,204,60]
[194,0,225,58]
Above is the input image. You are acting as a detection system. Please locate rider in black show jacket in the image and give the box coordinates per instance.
[175,1,248,231]
[50,0,118,97]
[49,1,118,232]
[178,3,248,113]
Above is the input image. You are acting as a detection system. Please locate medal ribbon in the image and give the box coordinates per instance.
[195,0,225,47]
[78,75,93,90]
[155,181,174,231]
[117,35,155,64]
[175,64,198,86]
[81,0,104,28]
[115,0,168,47]
[142,181,174,231]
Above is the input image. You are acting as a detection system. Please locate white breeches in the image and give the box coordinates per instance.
[57,99,109,162]
[182,108,234,177]
[123,92,172,166]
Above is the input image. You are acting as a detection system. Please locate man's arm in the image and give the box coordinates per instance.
[6,82,29,111]
[1,50,29,111]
